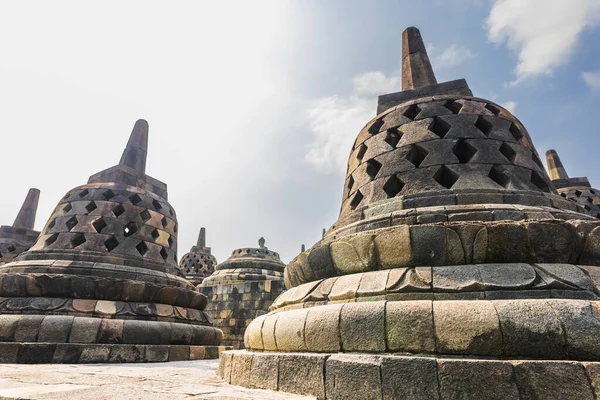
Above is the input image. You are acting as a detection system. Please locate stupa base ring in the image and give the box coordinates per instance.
[219,350,600,399]
[0,342,230,363]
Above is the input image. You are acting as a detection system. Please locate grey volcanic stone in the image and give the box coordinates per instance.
[513,361,594,400]
[381,356,438,400]
[278,353,328,399]
[325,354,382,400]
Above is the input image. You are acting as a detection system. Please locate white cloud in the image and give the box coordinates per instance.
[486,0,600,85]
[305,71,399,174]
[436,45,476,69]
[501,100,518,113]
[582,71,600,90]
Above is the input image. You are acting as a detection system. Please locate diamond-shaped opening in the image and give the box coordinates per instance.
[575,190,583,197]
[485,103,501,116]
[383,175,405,198]
[488,165,511,188]
[384,128,402,148]
[85,201,97,214]
[347,175,355,191]
[350,190,363,210]
[78,189,89,198]
[140,209,151,222]
[70,233,86,248]
[509,122,523,142]
[63,203,72,213]
[92,217,107,233]
[531,170,550,193]
[585,204,592,212]
[136,241,149,256]
[499,142,517,163]
[429,117,451,138]
[433,166,459,189]
[104,236,119,251]
[405,145,428,168]
[596,213,600,219]
[588,197,594,204]
[45,233,59,246]
[47,219,56,230]
[112,204,125,217]
[123,221,138,237]
[129,194,142,205]
[160,247,169,261]
[151,228,160,240]
[591,189,597,195]
[6,244,16,253]
[168,235,174,248]
[403,104,421,120]
[102,189,115,200]
[161,216,168,229]
[531,152,545,170]
[453,139,478,163]
[368,118,384,134]
[366,159,382,180]
[474,116,493,135]
[152,199,162,211]
[65,216,78,231]
[444,100,463,114]
[560,192,567,198]
[357,144,367,161]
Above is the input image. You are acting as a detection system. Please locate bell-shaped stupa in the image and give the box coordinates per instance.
[179,227,217,285]
[199,238,286,349]
[220,28,600,399]
[546,149,600,219]
[0,188,40,265]
[0,120,224,364]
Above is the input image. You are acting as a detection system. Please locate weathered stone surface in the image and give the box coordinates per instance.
[513,361,595,400]
[438,359,519,400]
[373,225,412,268]
[386,300,434,352]
[340,301,385,352]
[331,233,376,274]
[305,304,343,352]
[434,300,502,356]
[260,313,279,351]
[275,308,308,351]
[278,353,328,398]
[381,356,438,400]
[230,352,253,387]
[248,352,279,390]
[326,354,382,400]
[547,300,600,359]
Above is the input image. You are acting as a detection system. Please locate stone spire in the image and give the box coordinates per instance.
[197,227,206,248]
[546,149,569,180]
[12,188,40,230]
[402,27,437,91]
[119,119,148,174]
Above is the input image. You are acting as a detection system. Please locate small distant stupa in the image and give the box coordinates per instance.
[0,188,40,264]
[179,227,218,285]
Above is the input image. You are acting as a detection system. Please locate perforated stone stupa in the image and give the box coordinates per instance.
[546,149,600,219]
[219,28,600,399]
[0,120,225,364]
[0,189,40,265]
[200,238,286,349]
[179,227,217,285]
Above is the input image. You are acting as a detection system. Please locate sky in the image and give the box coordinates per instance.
[0,0,599,264]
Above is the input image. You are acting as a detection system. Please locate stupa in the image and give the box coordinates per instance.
[0,188,41,265]
[200,238,286,349]
[0,120,224,364]
[220,28,600,399]
[546,149,600,219]
[179,227,217,285]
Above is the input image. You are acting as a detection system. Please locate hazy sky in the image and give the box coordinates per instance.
[0,0,599,264]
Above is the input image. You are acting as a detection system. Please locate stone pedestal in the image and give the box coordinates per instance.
[219,27,600,398]
[200,244,286,349]
[0,120,225,363]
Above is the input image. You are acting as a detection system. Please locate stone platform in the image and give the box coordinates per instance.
[0,360,313,399]
[222,350,600,399]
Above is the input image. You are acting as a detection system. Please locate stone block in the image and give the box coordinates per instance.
[218,351,234,382]
[38,316,75,343]
[513,361,594,400]
[410,225,446,266]
[97,318,123,343]
[0,343,19,363]
[341,301,386,352]
[434,300,502,356]
[52,344,83,363]
[261,313,279,351]
[493,300,565,358]
[374,225,412,268]
[79,345,110,363]
[331,233,376,274]
[122,320,149,344]
[146,345,169,362]
[18,343,57,363]
[547,300,600,359]
[230,352,253,386]
[305,304,342,352]
[386,300,434,352]
[328,273,362,301]
[109,345,146,362]
[14,316,43,342]
[249,352,279,390]
[0,315,18,341]
[381,356,438,400]
[357,270,390,297]
[325,354,383,400]
[278,353,328,398]
[275,308,308,351]
[438,359,519,400]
